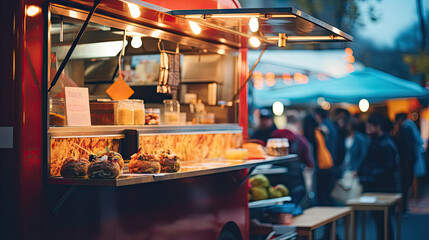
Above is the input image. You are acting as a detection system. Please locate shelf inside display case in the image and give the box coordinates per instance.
[48,154,298,187]
[48,124,242,138]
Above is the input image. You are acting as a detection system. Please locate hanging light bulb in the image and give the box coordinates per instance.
[249,17,259,32]
[189,21,201,35]
[26,5,41,17]
[249,37,261,48]
[127,2,141,18]
[272,101,284,116]
[131,36,142,48]
[359,99,370,112]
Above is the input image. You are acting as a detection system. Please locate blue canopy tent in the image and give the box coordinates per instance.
[252,67,429,107]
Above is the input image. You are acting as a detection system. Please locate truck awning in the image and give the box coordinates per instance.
[169,7,353,47]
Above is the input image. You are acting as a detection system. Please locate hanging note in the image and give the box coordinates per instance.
[106,74,134,100]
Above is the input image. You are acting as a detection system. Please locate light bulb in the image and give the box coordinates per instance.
[249,17,259,32]
[27,5,41,17]
[189,21,201,35]
[359,99,369,112]
[127,3,140,18]
[249,37,261,48]
[272,101,284,116]
[131,36,142,48]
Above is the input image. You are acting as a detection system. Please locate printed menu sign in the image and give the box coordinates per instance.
[65,87,91,126]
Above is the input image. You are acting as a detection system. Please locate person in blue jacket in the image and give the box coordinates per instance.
[395,113,425,213]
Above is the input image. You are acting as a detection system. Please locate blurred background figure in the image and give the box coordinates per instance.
[359,113,400,240]
[395,113,426,213]
[251,108,277,144]
[271,112,314,168]
[359,113,399,192]
[338,116,370,178]
[303,114,335,206]
[315,107,339,165]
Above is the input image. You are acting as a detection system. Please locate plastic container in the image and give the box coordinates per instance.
[116,100,134,125]
[132,99,145,125]
[49,97,66,126]
[163,99,180,125]
[198,112,215,124]
[266,138,289,156]
[145,108,160,125]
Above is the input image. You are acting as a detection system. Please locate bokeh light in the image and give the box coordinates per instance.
[272,101,284,116]
[359,99,370,112]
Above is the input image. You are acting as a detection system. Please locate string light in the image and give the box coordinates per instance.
[359,99,369,112]
[131,36,142,48]
[273,101,284,116]
[249,17,259,32]
[27,5,41,17]
[189,21,201,35]
[249,37,261,48]
[127,3,141,18]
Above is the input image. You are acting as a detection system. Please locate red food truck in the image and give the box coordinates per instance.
[0,0,351,239]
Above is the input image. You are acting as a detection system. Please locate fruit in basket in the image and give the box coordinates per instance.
[250,187,269,201]
[60,157,90,178]
[249,174,270,188]
[274,184,289,197]
[129,150,161,174]
[268,187,283,199]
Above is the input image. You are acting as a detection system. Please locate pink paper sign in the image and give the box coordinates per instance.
[65,87,91,126]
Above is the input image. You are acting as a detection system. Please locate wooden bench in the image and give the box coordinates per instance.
[290,206,353,240]
[347,193,402,240]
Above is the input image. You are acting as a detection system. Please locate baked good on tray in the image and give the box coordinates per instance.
[60,157,90,178]
[157,149,181,173]
[87,149,123,179]
[129,151,161,174]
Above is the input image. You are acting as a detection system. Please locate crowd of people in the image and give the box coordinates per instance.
[251,107,426,239]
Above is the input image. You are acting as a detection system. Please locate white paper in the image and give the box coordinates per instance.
[359,196,377,203]
[65,87,91,126]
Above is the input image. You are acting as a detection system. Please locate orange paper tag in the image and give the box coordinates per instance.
[106,75,134,100]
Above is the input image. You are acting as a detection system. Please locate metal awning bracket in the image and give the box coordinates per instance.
[47,0,101,92]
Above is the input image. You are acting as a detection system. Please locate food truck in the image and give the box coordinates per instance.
[0,0,352,239]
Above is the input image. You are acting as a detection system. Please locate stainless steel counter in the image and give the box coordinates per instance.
[48,154,298,187]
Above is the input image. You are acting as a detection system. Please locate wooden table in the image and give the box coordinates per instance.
[290,207,353,240]
[346,193,402,240]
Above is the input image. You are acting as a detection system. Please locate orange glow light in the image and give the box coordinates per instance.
[254,78,264,90]
[294,72,303,84]
[345,47,353,56]
[26,5,41,17]
[302,74,309,84]
[346,63,355,73]
[265,72,276,87]
[347,55,355,63]
[253,71,263,79]
[283,73,292,84]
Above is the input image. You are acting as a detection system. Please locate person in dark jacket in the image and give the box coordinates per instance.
[395,113,424,212]
[251,108,277,144]
[359,114,399,240]
[359,114,399,192]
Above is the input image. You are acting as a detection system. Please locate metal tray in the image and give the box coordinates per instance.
[48,154,298,187]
